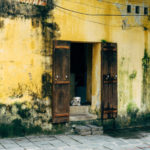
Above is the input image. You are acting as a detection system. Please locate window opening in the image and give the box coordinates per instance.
[135,6,140,14]
[144,7,148,15]
[127,5,131,13]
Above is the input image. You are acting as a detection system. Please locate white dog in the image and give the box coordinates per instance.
[71,97,81,106]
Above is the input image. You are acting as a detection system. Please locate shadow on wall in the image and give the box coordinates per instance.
[42,72,52,98]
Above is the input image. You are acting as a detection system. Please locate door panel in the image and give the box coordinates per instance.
[52,41,70,123]
[54,49,70,81]
[101,43,117,120]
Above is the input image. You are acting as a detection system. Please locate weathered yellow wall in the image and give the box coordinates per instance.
[0,17,44,103]
[53,0,150,117]
[91,43,101,114]
[0,17,53,130]
[53,0,121,42]
[117,28,145,114]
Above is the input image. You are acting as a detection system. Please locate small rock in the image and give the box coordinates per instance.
[11,105,18,114]
[44,99,50,106]
[0,106,6,115]
[34,118,42,126]
[72,124,76,129]
[21,104,26,110]
[42,123,52,131]
[33,104,38,110]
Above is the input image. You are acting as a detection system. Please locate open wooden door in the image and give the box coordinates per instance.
[101,42,117,120]
[52,41,70,123]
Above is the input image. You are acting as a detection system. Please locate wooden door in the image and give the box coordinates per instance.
[101,42,117,120]
[52,41,70,123]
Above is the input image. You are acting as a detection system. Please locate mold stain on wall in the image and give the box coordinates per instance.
[142,49,150,111]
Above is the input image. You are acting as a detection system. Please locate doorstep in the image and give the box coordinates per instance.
[70,106,97,121]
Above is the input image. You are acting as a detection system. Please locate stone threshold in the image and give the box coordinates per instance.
[69,105,97,121]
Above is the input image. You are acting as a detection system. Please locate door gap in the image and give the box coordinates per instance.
[70,43,92,106]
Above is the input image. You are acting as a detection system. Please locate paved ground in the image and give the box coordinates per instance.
[0,127,150,150]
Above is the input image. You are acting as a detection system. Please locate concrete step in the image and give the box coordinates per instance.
[70,105,97,121]
[74,125,103,136]
[70,106,90,114]
[69,113,97,121]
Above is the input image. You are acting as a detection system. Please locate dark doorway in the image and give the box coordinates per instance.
[70,43,92,105]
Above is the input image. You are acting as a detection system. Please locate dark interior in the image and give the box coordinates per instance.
[70,43,92,105]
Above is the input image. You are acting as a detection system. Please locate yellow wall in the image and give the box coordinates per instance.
[0,17,44,104]
[91,43,101,114]
[0,16,53,129]
[53,0,150,116]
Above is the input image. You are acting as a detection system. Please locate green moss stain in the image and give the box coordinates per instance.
[42,73,52,98]
[127,102,139,121]
[129,71,137,80]
[9,83,24,98]
[128,70,137,101]
[15,102,31,119]
[118,57,137,109]
[142,49,150,72]
[118,57,128,106]
[142,49,150,110]
[101,39,107,43]
[9,82,43,100]
[119,56,139,114]
[120,57,125,66]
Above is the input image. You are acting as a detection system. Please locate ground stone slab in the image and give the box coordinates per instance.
[0,127,150,150]
[86,125,103,135]
[74,125,91,136]
[86,125,103,132]
[56,135,82,145]
[74,125,103,136]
